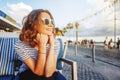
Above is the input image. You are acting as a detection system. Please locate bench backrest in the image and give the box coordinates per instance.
[0,32,19,77]
[0,37,19,75]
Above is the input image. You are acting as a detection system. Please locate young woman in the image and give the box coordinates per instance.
[15,9,60,80]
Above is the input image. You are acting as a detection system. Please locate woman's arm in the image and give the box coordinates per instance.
[44,34,58,77]
[23,45,46,76]
[45,46,57,77]
[17,34,48,76]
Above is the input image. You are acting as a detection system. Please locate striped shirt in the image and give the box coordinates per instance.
[0,38,18,76]
[14,39,60,73]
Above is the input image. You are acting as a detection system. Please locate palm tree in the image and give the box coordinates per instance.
[75,22,79,44]
[75,21,79,55]
[66,23,74,40]
[62,27,67,35]
[66,23,73,30]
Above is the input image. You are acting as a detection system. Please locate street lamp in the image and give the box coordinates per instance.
[105,0,117,47]
[113,0,117,47]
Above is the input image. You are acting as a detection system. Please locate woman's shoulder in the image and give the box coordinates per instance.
[14,40,32,61]
[14,40,31,48]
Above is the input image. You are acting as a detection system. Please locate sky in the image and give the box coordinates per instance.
[0,0,120,37]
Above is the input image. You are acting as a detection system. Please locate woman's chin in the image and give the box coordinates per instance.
[47,32,53,35]
[47,33,52,36]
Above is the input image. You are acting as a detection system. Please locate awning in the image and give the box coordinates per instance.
[0,16,21,31]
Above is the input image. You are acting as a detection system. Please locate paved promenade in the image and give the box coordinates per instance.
[62,44,120,80]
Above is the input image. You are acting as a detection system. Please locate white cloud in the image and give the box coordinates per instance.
[63,0,120,37]
[7,2,32,24]
[79,0,120,36]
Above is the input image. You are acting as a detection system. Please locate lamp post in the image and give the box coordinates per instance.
[105,0,117,47]
[113,0,117,47]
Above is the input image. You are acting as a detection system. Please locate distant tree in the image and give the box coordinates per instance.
[75,22,79,44]
[65,23,74,37]
[62,27,67,35]
[75,22,79,29]
[55,28,63,36]
[66,23,73,29]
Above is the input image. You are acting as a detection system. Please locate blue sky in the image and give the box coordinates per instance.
[0,0,120,36]
[0,0,95,26]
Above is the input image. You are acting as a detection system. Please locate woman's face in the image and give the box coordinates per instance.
[36,12,54,36]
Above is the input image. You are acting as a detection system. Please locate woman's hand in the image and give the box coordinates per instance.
[37,33,48,53]
[37,33,48,46]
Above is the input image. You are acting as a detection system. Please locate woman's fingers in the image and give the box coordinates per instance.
[37,33,48,45]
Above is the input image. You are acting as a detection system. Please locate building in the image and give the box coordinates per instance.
[0,10,21,32]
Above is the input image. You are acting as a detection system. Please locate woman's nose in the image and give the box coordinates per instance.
[48,23,54,28]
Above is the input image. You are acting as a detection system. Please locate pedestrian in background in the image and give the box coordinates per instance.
[117,38,120,49]
[104,36,109,49]
[108,38,114,49]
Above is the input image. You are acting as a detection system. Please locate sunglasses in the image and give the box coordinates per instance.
[41,18,54,25]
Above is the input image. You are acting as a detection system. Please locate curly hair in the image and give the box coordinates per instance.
[19,9,54,47]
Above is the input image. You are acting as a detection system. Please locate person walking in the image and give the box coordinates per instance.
[117,38,120,49]
[104,36,109,49]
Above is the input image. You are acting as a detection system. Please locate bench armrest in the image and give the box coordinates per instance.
[61,58,78,80]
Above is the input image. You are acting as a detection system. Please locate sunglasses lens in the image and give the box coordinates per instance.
[51,20,54,25]
[44,19,49,25]
[42,18,54,25]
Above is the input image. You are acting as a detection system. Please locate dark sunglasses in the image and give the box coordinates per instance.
[41,18,54,25]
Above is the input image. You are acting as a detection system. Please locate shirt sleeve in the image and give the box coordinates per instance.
[14,41,31,61]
